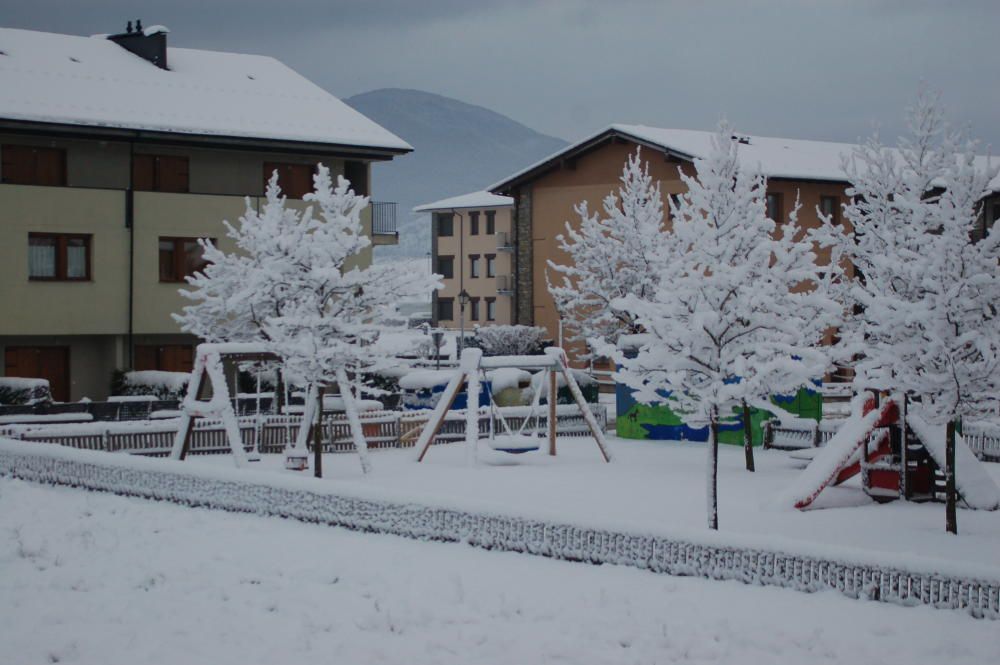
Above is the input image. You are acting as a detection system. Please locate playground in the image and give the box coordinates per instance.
[187,433,1000,570]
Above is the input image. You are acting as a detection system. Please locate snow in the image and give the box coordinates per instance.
[107,394,158,402]
[3,477,998,665]
[0,27,411,151]
[412,190,513,213]
[908,412,1000,510]
[123,370,189,392]
[0,413,92,425]
[491,123,999,191]
[399,369,459,391]
[0,377,49,389]
[484,368,531,392]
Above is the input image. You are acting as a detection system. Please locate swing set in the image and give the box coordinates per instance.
[168,343,370,475]
[414,347,612,463]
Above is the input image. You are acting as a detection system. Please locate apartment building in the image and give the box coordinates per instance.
[490,124,1000,359]
[413,191,515,329]
[0,24,411,400]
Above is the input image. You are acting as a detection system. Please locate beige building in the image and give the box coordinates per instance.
[490,124,1000,363]
[413,191,515,330]
[0,25,410,400]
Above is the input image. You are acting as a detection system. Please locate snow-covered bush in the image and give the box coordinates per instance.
[0,377,52,405]
[547,147,665,354]
[113,370,190,401]
[471,325,548,357]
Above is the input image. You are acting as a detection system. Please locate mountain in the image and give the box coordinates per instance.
[344,88,568,258]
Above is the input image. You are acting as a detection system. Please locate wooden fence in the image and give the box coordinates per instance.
[0,405,607,457]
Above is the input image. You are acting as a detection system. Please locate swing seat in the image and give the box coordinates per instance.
[487,434,542,454]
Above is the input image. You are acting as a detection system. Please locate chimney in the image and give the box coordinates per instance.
[108,20,169,70]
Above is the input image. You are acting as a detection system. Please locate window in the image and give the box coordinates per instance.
[990,202,1000,230]
[134,344,194,373]
[28,233,90,281]
[263,162,314,199]
[437,298,454,322]
[437,255,454,279]
[2,145,66,186]
[486,298,496,322]
[133,154,189,193]
[470,298,480,321]
[436,212,454,237]
[469,254,480,278]
[766,193,784,223]
[668,194,683,218]
[469,211,480,235]
[344,161,369,197]
[485,210,496,235]
[819,195,840,225]
[486,254,496,278]
[159,237,212,282]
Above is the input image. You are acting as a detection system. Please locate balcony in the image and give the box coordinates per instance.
[371,201,398,244]
[496,230,514,252]
[496,274,514,295]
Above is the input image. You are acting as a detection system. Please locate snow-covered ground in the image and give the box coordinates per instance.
[190,435,1000,569]
[2,476,998,665]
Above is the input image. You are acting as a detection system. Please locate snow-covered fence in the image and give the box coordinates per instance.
[764,419,839,450]
[0,405,607,457]
[1,438,997,619]
[765,418,1000,462]
[963,424,1000,463]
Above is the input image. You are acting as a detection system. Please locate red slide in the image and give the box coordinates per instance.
[775,395,899,510]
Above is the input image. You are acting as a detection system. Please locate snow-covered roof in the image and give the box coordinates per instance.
[0,27,412,152]
[413,190,513,213]
[491,123,1000,193]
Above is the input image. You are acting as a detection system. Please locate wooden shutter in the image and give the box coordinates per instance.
[34,147,67,186]
[133,345,158,371]
[157,156,189,192]
[133,154,156,190]
[264,162,313,199]
[1,145,33,184]
[4,346,69,401]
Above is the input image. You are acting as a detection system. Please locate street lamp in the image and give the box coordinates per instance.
[458,288,471,356]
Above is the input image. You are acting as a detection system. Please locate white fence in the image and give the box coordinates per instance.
[1,439,997,620]
[0,405,607,457]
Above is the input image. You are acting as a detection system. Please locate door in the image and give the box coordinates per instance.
[4,346,71,401]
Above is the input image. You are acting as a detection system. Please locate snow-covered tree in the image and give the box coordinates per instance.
[547,147,665,354]
[614,122,844,530]
[836,93,1000,534]
[264,165,441,475]
[175,165,440,476]
[174,172,303,344]
[473,325,547,356]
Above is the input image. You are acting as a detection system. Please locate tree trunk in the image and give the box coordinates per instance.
[313,385,324,479]
[946,419,957,535]
[742,400,755,472]
[708,408,719,531]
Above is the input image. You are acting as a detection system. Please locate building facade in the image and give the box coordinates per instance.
[0,25,410,400]
[490,125,1000,362]
[414,191,515,330]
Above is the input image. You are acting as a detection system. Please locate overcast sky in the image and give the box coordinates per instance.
[5,0,999,149]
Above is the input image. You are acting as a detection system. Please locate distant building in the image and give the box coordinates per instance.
[490,124,1000,363]
[0,24,411,400]
[413,191,515,329]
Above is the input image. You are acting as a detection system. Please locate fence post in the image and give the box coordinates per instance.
[812,422,822,448]
[102,427,111,453]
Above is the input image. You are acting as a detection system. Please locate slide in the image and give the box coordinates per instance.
[907,413,1000,510]
[775,394,899,510]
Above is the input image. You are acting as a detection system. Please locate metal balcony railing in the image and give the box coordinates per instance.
[371,201,397,236]
[496,275,514,295]
[496,230,514,252]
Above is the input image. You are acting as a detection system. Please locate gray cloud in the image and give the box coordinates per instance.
[4,0,998,150]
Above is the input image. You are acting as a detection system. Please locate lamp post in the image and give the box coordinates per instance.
[458,288,471,357]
